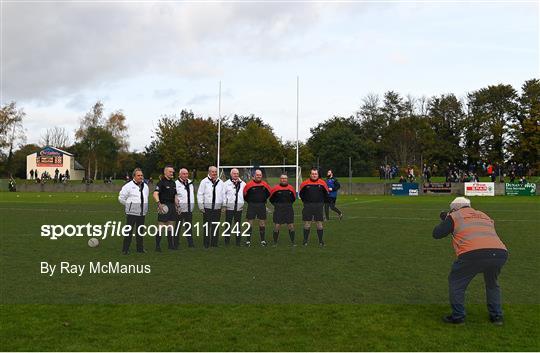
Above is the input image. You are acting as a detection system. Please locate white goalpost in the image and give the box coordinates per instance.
[216,78,302,190]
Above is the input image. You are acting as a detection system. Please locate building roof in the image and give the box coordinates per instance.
[74,160,85,170]
[28,146,74,157]
[42,146,73,156]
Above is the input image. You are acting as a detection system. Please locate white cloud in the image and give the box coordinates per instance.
[2,2,360,104]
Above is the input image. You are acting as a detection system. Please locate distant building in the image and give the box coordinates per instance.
[26,146,85,180]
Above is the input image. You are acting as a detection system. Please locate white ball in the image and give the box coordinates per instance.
[159,204,169,214]
[88,238,99,248]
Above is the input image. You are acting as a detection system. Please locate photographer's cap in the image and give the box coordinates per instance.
[450,197,471,211]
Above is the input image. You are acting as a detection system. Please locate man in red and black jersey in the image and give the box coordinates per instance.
[243,169,271,247]
[269,174,296,246]
[299,168,329,246]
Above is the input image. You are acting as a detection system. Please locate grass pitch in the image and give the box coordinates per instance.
[0,192,539,351]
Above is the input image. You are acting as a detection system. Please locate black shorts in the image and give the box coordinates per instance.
[302,203,324,222]
[157,202,176,222]
[273,205,294,224]
[246,203,267,220]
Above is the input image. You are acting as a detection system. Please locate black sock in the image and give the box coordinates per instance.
[273,231,279,243]
[167,230,174,249]
[317,229,323,243]
[156,234,161,247]
[289,230,295,243]
[260,227,266,242]
[303,228,310,243]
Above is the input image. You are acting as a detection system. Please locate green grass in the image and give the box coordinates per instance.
[4,175,539,191]
[1,193,539,351]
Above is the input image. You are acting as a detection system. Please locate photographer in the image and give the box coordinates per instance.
[433,197,508,325]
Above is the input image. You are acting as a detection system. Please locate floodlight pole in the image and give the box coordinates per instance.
[217,81,222,172]
[295,76,300,195]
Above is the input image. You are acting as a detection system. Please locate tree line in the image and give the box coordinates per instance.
[1,79,538,179]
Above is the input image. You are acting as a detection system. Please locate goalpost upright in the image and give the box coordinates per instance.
[295,76,300,194]
[217,81,222,172]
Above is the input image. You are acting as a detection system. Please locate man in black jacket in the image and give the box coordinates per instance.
[153,165,177,252]
[243,169,271,247]
[299,168,329,246]
[269,174,296,246]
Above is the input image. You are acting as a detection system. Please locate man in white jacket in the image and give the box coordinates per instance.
[223,168,245,246]
[175,168,195,248]
[197,166,225,248]
[118,168,149,254]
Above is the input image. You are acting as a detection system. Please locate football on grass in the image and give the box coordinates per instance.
[88,238,99,248]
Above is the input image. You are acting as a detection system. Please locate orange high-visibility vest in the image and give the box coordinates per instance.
[449,207,507,257]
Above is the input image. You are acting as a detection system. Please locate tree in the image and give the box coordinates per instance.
[467,84,518,164]
[75,101,126,179]
[380,91,405,123]
[307,117,370,176]
[222,117,283,166]
[426,94,465,168]
[9,144,40,178]
[511,79,540,170]
[72,126,119,179]
[106,110,129,151]
[382,115,433,168]
[0,102,26,176]
[281,141,314,172]
[356,94,385,165]
[152,110,218,173]
[40,127,71,148]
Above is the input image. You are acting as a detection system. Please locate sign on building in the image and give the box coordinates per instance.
[36,147,64,167]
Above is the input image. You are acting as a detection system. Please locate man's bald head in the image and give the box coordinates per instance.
[179,168,189,180]
[253,169,263,182]
[208,166,218,180]
[230,168,239,181]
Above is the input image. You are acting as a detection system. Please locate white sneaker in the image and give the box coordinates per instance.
[261,240,267,246]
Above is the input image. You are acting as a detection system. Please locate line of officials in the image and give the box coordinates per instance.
[118,166,344,254]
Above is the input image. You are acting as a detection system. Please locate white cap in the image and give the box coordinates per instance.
[450,197,471,211]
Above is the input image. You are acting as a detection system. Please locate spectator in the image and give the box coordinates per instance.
[8,176,16,192]
[407,166,415,182]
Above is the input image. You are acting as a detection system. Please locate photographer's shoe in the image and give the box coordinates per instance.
[490,316,504,326]
[442,315,465,325]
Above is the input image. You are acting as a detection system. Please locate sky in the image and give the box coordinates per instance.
[2,0,539,152]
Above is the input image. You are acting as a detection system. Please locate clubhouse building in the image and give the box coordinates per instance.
[26,146,85,180]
